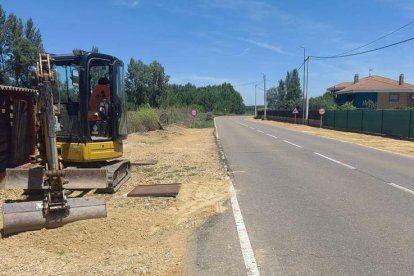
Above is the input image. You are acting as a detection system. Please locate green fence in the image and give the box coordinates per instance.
[324,110,414,139]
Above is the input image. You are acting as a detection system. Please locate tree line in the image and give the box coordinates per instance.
[125,58,245,114]
[0,5,43,87]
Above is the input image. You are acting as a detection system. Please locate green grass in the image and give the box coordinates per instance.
[158,108,215,128]
[127,107,216,132]
[127,107,160,133]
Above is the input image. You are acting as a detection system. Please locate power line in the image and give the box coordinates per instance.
[311,36,414,59]
[297,60,305,71]
[233,80,261,87]
[337,19,414,56]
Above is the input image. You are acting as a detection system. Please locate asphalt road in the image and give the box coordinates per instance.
[188,116,414,275]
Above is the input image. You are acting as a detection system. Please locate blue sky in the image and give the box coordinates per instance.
[3,0,414,105]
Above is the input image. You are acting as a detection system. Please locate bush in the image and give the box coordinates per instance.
[127,107,159,133]
[157,107,215,128]
[363,99,377,110]
[334,101,356,110]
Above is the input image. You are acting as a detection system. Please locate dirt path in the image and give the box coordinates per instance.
[0,125,230,275]
[247,117,414,157]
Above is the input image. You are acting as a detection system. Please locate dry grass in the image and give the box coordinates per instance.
[0,125,230,275]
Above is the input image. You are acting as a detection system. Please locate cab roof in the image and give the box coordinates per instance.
[50,51,122,66]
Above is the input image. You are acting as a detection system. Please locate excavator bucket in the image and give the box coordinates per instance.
[2,198,106,235]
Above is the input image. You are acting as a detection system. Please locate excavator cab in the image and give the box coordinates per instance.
[52,50,127,160]
[3,50,131,235]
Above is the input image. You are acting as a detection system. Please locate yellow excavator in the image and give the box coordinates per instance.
[3,50,131,234]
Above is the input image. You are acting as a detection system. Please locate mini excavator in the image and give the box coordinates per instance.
[3,50,131,234]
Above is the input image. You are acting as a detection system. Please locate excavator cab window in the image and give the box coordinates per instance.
[52,64,81,137]
[114,62,127,138]
[88,62,112,140]
[86,60,127,141]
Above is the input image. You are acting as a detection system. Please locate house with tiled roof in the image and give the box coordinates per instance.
[327,74,414,109]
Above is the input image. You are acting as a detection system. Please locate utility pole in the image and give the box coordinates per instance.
[254,84,258,117]
[300,46,306,124]
[305,56,310,123]
[263,74,267,120]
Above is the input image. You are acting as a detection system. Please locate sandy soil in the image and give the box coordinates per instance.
[0,125,230,275]
[247,117,414,157]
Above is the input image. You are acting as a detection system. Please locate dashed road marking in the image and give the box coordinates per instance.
[387,183,414,196]
[283,140,303,148]
[266,133,278,139]
[257,130,265,134]
[314,152,356,169]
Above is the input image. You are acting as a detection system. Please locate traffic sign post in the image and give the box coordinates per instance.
[318,108,325,128]
[292,108,299,124]
[191,109,197,128]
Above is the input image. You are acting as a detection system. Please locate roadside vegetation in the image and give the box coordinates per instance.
[127,106,215,133]
[125,59,245,114]
[0,6,43,86]
[266,69,357,111]
[127,107,159,133]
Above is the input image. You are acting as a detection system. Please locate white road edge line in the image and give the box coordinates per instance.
[214,118,260,276]
[266,133,278,139]
[283,140,303,148]
[387,182,414,196]
[229,184,260,276]
[314,152,356,169]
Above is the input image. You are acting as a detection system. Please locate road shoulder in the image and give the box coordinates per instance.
[246,117,414,158]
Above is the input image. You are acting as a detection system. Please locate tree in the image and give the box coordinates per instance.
[147,61,169,107]
[125,58,147,109]
[309,92,336,110]
[159,82,245,114]
[0,5,7,84]
[125,58,169,109]
[266,86,278,107]
[274,79,286,109]
[284,69,302,109]
[0,9,43,87]
[267,70,303,110]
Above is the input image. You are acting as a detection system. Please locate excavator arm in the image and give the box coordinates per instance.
[2,54,107,235]
[36,54,68,214]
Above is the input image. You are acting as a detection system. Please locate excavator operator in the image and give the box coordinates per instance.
[88,76,111,137]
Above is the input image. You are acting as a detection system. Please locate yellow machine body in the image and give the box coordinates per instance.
[58,140,123,162]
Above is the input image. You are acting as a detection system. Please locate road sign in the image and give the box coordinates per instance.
[319,108,326,115]
[191,109,197,117]
[318,108,326,128]
[292,108,299,124]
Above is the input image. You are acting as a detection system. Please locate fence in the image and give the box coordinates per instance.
[257,109,323,126]
[324,110,414,139]
[0,85,37,171]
